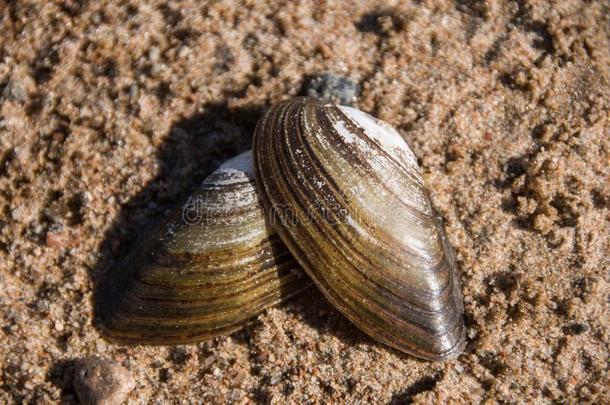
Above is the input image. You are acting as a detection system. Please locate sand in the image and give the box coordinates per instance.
[1,0,608,403]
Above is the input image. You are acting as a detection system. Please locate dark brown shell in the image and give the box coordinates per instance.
[96,151,310,344]
[253,97,466,360]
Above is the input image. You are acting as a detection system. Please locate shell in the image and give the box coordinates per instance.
[253,97,466,360]
[96,151,310,344]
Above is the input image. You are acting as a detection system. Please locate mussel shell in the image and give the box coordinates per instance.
[97,151,310,344]
[253,97,466,360]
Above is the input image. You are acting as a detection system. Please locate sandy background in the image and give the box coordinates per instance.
[1,0,609,403]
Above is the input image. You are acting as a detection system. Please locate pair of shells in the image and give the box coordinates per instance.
[98,97,466,361]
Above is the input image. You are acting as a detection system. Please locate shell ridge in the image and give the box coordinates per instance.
[318,104,439,257]
[303,103,451,296]
[330,104,429,211]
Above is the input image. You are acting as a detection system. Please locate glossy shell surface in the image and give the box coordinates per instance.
[253,97,466,360]
[97,151,309,344]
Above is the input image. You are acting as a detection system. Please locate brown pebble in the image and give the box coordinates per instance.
[73,357,135,405]
[46,231,69,248]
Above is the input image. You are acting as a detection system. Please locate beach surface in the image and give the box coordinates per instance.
[0,1,608,403]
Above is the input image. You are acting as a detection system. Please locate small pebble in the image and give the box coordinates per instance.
[2,80,28,102]
[148,46,160,62]
[304,73,358,106]
[212,367,223,378]
[54,320,64,332]
[46,231,69,248]
[73,357,135,405]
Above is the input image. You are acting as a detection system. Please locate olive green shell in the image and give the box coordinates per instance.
[97,151,309,344]
[253,97,466,360]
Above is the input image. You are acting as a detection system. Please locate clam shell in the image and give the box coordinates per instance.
[97,151,309,344]
[253,97,466,360]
